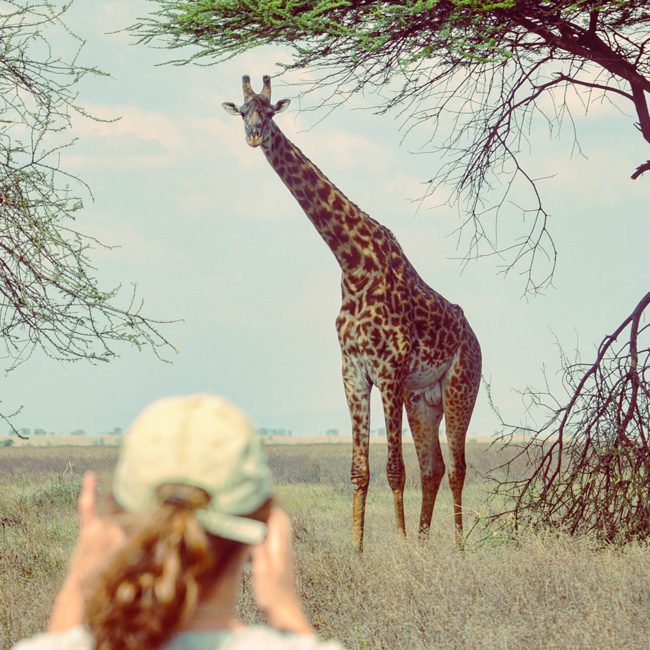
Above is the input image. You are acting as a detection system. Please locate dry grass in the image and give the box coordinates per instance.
[264,485,650,649]
[1,444,649,649]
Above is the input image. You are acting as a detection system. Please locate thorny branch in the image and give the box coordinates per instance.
[488,292,650,543]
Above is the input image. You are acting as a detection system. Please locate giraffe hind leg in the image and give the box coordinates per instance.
[443,341,481,546]
[405,388,445,537]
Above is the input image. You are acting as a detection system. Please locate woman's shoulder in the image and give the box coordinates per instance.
[10,625,346,650]
[167,626,345,650]
[226,626,345,650]
[10,627,92,650]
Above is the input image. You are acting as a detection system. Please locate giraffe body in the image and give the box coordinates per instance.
[224,76,481,549]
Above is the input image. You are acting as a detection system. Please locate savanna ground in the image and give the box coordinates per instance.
[1,441,648,649]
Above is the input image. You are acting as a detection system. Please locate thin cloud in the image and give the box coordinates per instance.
[64,103,187,170]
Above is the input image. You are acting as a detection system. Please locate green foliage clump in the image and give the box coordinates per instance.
[130,1,649,72]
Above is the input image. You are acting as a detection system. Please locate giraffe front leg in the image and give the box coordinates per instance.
[351,421,370,553]
[352,477,368,552]
[381,384,406,538]
[342,358,371,552]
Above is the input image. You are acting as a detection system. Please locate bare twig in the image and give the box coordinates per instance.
[488,292,650,544]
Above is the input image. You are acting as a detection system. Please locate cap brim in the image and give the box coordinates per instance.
[197,509,268,545]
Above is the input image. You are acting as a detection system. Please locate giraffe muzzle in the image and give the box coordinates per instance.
[246,134,263,147]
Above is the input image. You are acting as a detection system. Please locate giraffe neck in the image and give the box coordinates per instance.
[261,122,384,274]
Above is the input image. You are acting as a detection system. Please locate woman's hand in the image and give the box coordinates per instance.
[48,472,126,632]
[67,472,126,585]
[250,505,313,634]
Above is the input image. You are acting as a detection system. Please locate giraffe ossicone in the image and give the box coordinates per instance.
[223,75,482,551]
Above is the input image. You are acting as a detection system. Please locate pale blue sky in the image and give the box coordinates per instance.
[3,1,648,436]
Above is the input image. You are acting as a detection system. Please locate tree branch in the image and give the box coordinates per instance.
[489,291,650,543]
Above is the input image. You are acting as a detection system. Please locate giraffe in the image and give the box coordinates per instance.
[223,75,482,551]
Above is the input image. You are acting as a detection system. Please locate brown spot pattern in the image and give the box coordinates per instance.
[230,86,482,550]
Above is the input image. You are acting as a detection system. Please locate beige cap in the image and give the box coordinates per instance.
[113,394,273,544]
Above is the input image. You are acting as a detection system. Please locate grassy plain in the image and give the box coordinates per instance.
[1,442,649,649]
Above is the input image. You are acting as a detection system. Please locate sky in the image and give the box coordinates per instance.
[2,1,648,437]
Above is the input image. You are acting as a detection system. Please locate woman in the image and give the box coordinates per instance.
[12,394,343,649]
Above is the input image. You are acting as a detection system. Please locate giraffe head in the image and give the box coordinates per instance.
[222,75,290,147]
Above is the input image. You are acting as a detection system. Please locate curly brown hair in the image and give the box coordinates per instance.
[84,484,271,650]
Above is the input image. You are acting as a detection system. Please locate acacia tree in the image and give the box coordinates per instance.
[130,1,649,540]
[1,2,174,432]
[131,0,649,292]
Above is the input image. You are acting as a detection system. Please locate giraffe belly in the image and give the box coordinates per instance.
[338,306,451,394]
[404,363,446,391]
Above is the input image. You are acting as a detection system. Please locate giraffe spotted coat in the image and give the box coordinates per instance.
[224,76,482,550]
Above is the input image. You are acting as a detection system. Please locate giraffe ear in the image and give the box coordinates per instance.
[222,102,241,116]
[273,99,291,114]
